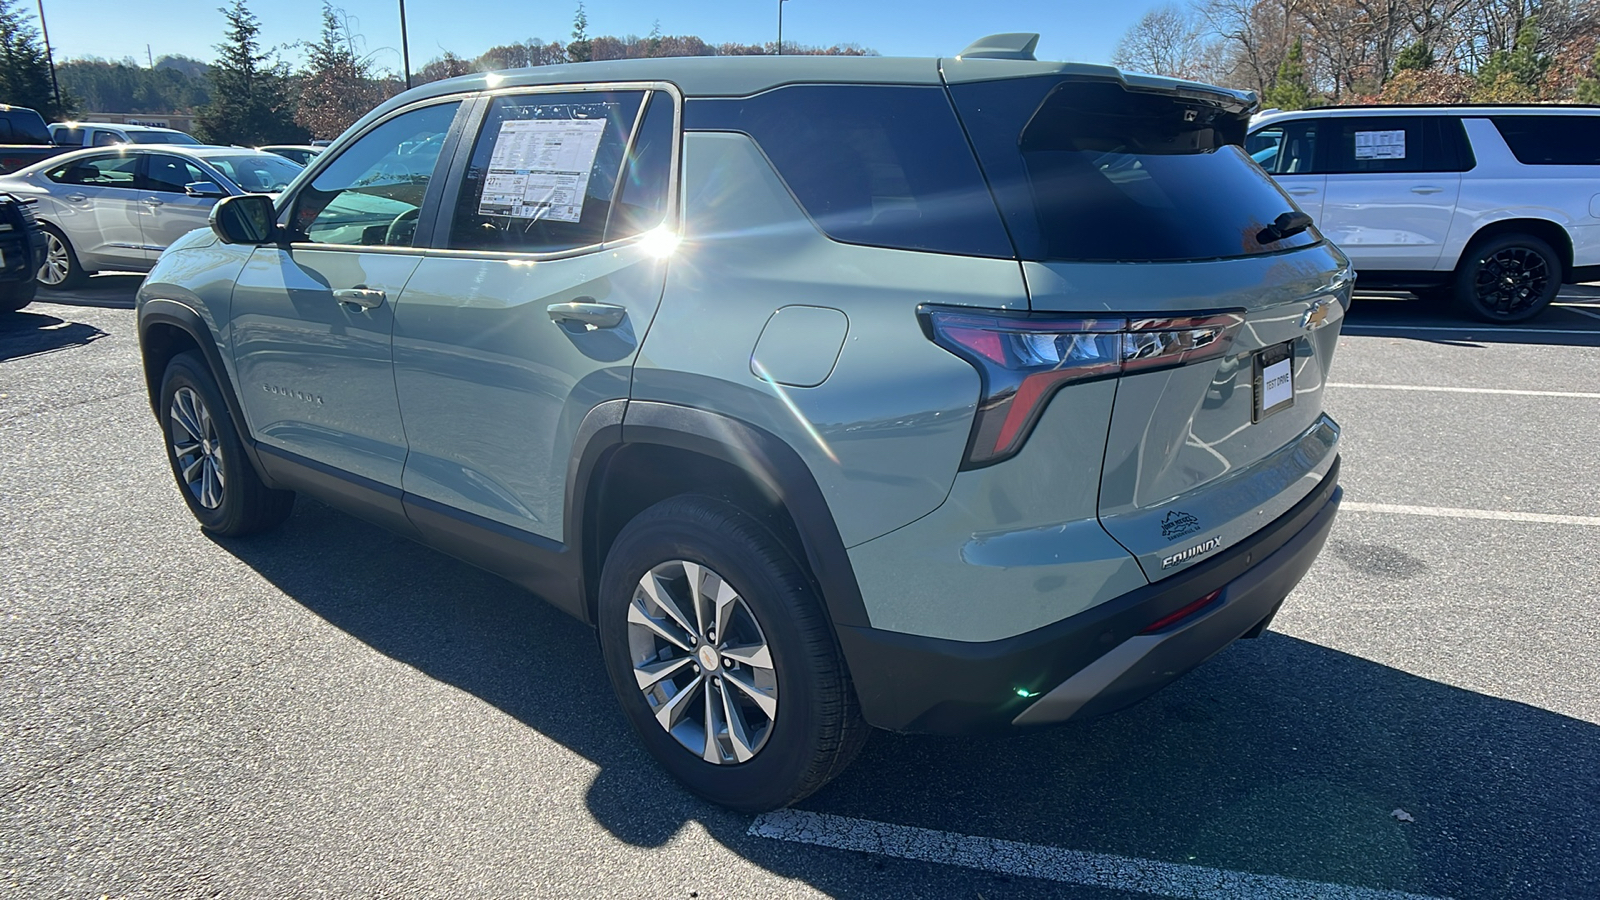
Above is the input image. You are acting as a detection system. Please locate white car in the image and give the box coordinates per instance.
[48,122,203,148]
[1248,106,1600,321]
[0,145,305,289]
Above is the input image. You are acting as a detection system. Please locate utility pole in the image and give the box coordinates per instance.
[776,0,788,55]
[147,44,154,68]
[35,0,61,112]
[398,0,412,89]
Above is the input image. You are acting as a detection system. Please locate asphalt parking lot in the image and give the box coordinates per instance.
[3,276,1597,899]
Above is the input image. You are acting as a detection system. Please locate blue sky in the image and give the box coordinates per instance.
[45,0,1160,72]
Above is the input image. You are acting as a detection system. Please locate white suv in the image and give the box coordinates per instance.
[1248,106,1600,322]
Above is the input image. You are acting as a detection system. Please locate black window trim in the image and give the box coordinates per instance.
[427,80,683,262]
[277,95,475,255]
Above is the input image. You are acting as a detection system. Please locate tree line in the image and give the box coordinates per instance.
[44,0,872,146]
[1112,0,1600,106]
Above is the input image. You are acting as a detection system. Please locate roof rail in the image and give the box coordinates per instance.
[957,33,1039,61]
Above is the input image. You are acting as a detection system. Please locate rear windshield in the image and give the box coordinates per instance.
[949,79,1319,262]
[126,131,201,145]
[1491,116,1600,166]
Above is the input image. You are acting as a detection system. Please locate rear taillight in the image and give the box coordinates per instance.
[922,306,1243,467]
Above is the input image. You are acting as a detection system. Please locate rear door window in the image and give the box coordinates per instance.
[1322,116,1469,174]
[1246,119,1319,174]
[47,155,140,189]
[1491,116,1600,165]
[448,91,645,253]
[950,78,1316,262]
[686,85,1014,258]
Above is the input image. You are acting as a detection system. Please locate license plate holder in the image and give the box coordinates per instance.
[1253,342,1294,422]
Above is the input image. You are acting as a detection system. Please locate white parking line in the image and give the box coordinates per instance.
[749,809,1451,900]
[1341,502,1600,526]
[1562,305,1600,322]
[1326,383,1600,399]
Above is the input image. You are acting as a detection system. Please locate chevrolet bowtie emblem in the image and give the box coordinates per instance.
[1301,297,1336,331]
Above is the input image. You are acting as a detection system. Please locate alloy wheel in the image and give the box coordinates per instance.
[169,386,225,509]
[1474,247,1549,318]
[39,232,70,287]
[626,559,778,764]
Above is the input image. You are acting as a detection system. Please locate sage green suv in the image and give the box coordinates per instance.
[136,33,1348,811]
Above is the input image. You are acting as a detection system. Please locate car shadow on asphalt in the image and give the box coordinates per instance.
[0,308,108,362]
[1343,290,1600,347]
[212,497,1600,899]
[31,274,143,310]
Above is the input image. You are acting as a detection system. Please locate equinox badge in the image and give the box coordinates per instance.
[1163,536,1221,569]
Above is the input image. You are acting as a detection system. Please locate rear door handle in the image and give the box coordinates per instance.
[143,197,164,207]
[1410,185,1444,194]
[548,299,626,329]
[65,193,87,203]
[333,287,386,309]
[1286,187,1318,195]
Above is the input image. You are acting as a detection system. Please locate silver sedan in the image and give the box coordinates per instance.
[0,146,305,290]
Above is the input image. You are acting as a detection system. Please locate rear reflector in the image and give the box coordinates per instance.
[1140,589,1223,634]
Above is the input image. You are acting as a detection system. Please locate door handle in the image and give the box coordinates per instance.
[65,193,87,202]
[143,197,164,207]
[333,287,386,309]
[1286,187,1318,195]
[1411,186,1444,194]
[547,300,626,329]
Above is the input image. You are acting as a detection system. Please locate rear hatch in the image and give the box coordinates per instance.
[947,70,1347,580]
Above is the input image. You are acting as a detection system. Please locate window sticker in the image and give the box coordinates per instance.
[478,117,607,223]
[1354,130,1406,160]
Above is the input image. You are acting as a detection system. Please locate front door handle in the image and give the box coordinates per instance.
[143,197,164,207]
[65,193,87,203]
[1286,187,1318,196]
[333,287,386,309]
[548,300,626,329]
[1411,185,1444,194]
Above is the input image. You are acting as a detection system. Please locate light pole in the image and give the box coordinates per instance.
[398,0,412,89]
[776,0,788,55]
[35,0,61,112]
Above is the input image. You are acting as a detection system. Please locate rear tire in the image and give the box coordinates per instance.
[1453,234,1561,323]
[38,224,88,291]
[0,279,34,313]
[159,351,294,536]
[597,495,867,812]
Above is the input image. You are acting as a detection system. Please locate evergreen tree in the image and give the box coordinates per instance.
[0,0,65,119]
[1473,19,1549,102]
[196,0,304,145]
[569,2,592,63]
[1576,46,1600,104]
[1263,38,1312,110]
[1393,41,1433,73]
[296,3,379,140]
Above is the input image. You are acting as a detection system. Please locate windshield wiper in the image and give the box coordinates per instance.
[1257,211,1314,245]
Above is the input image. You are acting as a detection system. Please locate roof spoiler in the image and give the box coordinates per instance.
[957,33,1039,61]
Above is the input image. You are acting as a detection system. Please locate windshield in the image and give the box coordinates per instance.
[949,79,1318,262]
[204,154,304,193]
[126,131,201,145]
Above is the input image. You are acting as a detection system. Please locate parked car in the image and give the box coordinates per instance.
[258,144,323,166]
[135,35,1347,811]
[0,105,73,174]
[1248,105,1600,322]
[0,145,306,290]
[48,122,202,148]
[0,191,45,311]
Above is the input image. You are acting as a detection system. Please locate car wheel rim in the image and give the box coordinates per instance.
[39,233,69,286]
[169,386,225,510]
[626,559,777,764]
[1475,247,1548,317]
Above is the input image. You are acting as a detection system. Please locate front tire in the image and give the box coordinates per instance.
[1454,234,1561,323]
[597,495,867,812]
[38,224,88,291]
[159,351,294,536]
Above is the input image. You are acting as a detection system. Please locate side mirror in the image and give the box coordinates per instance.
[209,194,276,245]
[184,181,226,198]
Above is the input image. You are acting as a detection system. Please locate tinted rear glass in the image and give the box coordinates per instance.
[126,131,201,145]
[949,79,1317,262]
[1492,116,1600,166]
[686,86,1013,258]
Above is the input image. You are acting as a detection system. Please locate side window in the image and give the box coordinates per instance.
[46,155,140,188]
[448,90,644,253]
[1247,120,1318,175]
[292,101,460,247]
[606,91,676,240]
[92,131,121,147]
[685,85,1014,258]
[1326,117,1449,174]
[144,154,208,193]
[1491,116,1600,166]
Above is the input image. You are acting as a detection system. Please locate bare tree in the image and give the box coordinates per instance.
[1113,4,1225,80]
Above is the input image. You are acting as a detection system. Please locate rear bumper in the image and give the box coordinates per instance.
[836,456,1341,733]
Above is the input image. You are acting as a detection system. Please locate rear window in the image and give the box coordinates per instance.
[1492,116,1600,166]
[949,79,1318,262]
[126,131,201,145]
[1,109,49,144]
[685,85,1014,258]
